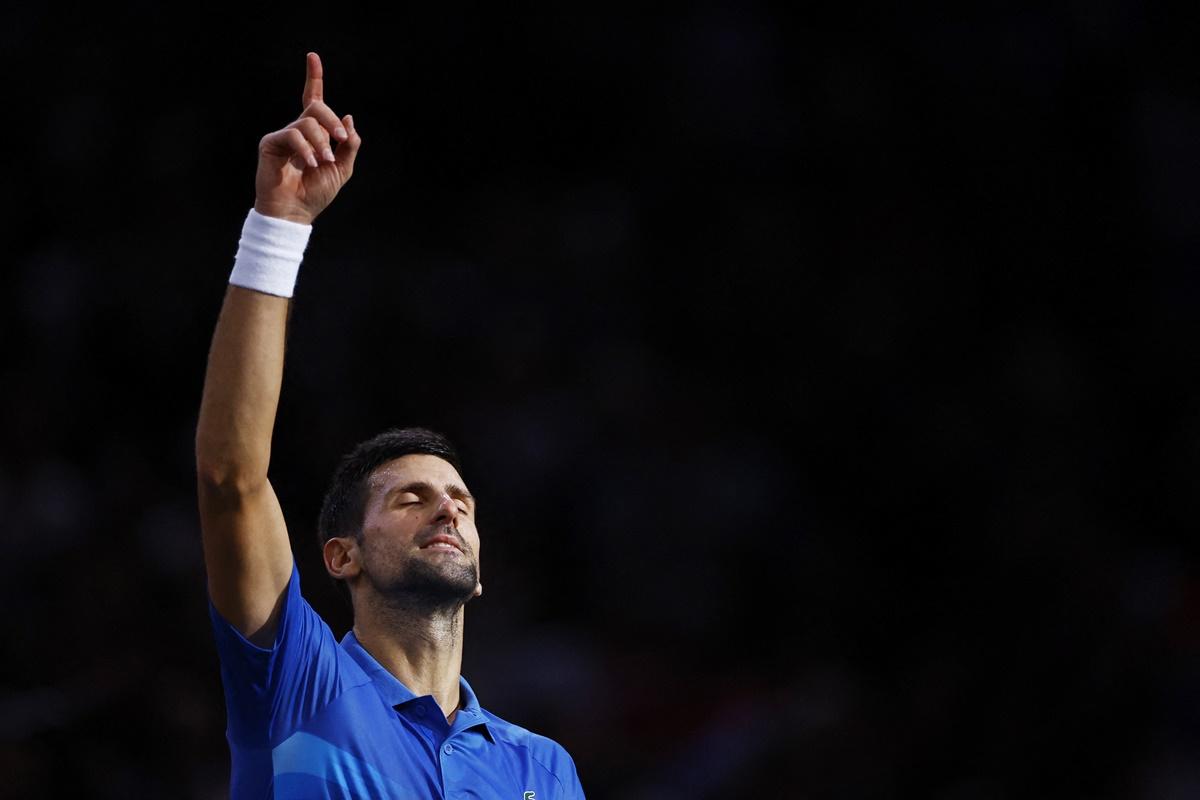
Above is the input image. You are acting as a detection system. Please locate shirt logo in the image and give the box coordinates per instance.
[523,793,536,800]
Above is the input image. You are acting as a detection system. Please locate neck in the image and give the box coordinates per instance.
[352,594,466,722]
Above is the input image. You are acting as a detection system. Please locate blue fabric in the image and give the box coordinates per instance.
[209,563,585,799]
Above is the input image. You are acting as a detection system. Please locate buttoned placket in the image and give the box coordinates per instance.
[394,695,493,799]
[440,706,489,798]
[396,696,447,750]
[341,632,500,797]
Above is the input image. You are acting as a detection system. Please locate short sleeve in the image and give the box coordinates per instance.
[562,750,586,800]
[562,748,587,799]
[208,563,347,748]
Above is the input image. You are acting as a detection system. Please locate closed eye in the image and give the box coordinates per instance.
[386,481,475,514]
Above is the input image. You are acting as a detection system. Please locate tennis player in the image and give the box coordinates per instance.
[196,52,586,799]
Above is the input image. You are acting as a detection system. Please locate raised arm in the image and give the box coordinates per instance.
[196,53,361,645]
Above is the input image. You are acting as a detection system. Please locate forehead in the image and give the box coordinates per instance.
[367,454,467,494]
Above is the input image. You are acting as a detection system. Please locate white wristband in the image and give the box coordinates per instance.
[228,208,313,298]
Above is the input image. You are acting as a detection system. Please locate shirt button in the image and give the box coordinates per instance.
[443,744,454,755]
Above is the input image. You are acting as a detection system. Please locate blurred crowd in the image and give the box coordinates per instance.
[5,4,1200,798]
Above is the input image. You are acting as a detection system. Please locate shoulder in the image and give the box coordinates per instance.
[481,708,581,786]
[210,563,369,747]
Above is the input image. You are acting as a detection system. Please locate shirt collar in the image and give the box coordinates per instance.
[340,630,494,741]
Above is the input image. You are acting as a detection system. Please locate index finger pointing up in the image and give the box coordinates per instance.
[302,52,324,107]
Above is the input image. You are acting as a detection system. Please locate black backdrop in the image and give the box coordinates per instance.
[5,4,1200,798]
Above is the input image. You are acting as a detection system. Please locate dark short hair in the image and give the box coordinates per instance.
[317,427,463,549]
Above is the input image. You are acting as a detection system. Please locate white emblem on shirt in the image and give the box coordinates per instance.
[523,793,536,800]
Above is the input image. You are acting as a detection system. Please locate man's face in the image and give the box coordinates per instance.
[353,454,481,610]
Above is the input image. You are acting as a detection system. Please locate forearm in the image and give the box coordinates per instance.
[196,285,290,490]
[196,201,313,487]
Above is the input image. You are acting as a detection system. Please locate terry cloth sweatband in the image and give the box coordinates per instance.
[228,208,313,298]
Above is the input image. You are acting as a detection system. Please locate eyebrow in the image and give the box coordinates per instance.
[386,480,475,507]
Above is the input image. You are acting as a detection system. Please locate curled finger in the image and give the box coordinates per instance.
[334,113,362,174]
[302,99,349,143]
[290,116,335,163]
[262,127,319,169]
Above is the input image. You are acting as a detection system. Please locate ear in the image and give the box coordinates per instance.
[323,535,361,581]
[473,580,483,598]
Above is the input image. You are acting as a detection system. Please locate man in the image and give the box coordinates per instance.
[196,52,586,799]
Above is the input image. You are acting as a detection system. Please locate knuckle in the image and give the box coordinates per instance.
[310,104,338,126]
[308,103,341,127]
[259,130,290,152]
[299,117,328,140]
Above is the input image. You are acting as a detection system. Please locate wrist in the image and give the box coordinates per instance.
[253,200,316,226]
[229,208,312,298]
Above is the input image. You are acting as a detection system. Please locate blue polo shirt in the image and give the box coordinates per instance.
[209,563,585,799]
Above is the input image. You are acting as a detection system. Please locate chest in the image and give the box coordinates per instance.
[269,685,561,799]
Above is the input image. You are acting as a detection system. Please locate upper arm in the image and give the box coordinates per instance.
[198,476,295,646]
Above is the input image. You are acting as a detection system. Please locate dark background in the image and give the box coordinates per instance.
[4,3,1200,798]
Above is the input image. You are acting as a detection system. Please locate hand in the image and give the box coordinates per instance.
[253,53,362,225]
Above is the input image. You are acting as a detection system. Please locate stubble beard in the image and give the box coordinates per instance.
[367,526,479,615]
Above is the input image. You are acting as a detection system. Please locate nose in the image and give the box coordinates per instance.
[431,492,460,526]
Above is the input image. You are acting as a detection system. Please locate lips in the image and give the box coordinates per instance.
[419,532,465,554]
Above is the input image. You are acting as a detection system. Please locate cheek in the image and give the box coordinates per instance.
[361,526,403,562]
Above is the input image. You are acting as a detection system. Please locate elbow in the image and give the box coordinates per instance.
[195,459,268,497]
[195,435,269,498]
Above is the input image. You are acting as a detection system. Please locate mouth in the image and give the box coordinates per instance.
[419,534,465,554]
